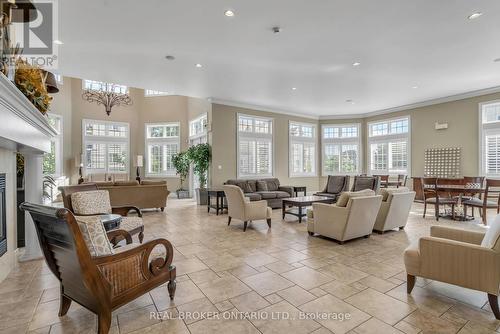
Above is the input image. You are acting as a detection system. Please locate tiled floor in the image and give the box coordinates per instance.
[1,200,499,334]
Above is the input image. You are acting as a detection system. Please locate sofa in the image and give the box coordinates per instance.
[224,178,293,209]
[85,180,170,211]
[308,189,382,243]
[314,175,350,201]
[373,187,415,233]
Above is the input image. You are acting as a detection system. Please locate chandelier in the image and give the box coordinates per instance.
[82,84,133,116]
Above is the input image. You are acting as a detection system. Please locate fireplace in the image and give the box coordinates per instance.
[0,174,6,257]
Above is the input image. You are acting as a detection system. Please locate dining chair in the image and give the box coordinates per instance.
[397,174,408,188]
[373,175,389,188]
[463,179,500,225]
[421,177,458,221]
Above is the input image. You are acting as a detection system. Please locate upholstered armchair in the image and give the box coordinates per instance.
[404,223,500,319]
[314,175,350,201]
[20,203,176,334]
[60,184,144,244]
[223,185,272,231]
[308,189,382,243]
[351,175,381,192]
[373,187,416,233]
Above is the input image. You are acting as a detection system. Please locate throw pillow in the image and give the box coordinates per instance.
[257,180,269,191]
[247,180,257,193]
[336,189,376,207]
[76,216,113,257]
[71,190,112,215]
[266,179,279,191]
[481,215,500,250]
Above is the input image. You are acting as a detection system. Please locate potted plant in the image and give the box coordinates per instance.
[187,143,211,205]
[172,151,191,199]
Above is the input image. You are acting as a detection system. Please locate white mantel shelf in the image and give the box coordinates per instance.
[0,72,57,154]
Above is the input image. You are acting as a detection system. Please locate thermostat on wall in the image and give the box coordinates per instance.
[435,122,448,130]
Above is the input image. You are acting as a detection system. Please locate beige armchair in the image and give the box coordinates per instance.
[404,223,500,319]
[223,185,272,232]
[373,187,416,233]
[308,190,382,244]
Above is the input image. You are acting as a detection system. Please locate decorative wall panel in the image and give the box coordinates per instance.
[424,147,461,178]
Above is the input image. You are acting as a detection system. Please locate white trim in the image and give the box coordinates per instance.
[288,121,318,178]
[45,113,63,177]
[189,113,208,139]
[144,122,181,178]
[478,100,500,177]
[366,115,411,176]
[82,79,129,94]
[236,113,275,178]
[321,123,362,176]
[144,89,170,97]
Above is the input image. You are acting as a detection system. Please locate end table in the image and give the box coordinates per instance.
[293,186,307,197]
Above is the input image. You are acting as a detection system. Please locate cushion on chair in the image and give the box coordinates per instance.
[336,189,376,207]
[257,191,277,199]
[481,216,500,250]
[244,193,262,201]
[247,180,257,193]
[274,191,291,199]
[265,179,280,191]
[71,190,112,215]
[256,180,269,191]
[379,187,410,201]
[121,217,144,231]
[76,216,113,257]
[463,198,498,208]
[114,242,167,263]
[326,176,346,194]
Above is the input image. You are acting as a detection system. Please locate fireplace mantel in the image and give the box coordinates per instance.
[0,73,58,154]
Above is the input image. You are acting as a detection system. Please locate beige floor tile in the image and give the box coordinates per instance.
[277,285,316,307]
[188,316,260,334]
[281,266,334,290]
[403,309,463,334]
[320,280,364,300]
[127,319,190,334]
[264,293,284,304]
[353,317,404,334]
[202,254,246,272]
[425,281,488,309]
[241,271,294,296]
[174,257,209,276]
[229,265,260,279]
[251,300,322,334]
[215,300,234,312]
[243,252,279,268]
[387,283,455,316]
[357,275,398,293]
[394,320,421,334]
[457,321,499,334]
[442,302,500,331]
[176,297,218,324]
[299,294,370,334]
[265,261,296,274]
[117,304,160,333]
[115,293,154,315]
[230,291,270,312]
[187,269,220,284]
[197,275,252,303]
[346,288,416,325]
[318,263,369,284]
[150,280,205,310]
[269,249,311,263]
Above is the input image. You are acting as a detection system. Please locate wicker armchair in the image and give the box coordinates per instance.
[60,184,144,244]
[20,203,176,334]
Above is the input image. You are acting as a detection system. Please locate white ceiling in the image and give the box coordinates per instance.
[58,0,500,117]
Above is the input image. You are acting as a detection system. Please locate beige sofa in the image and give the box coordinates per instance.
[373,187,416,233]
[89,180,170,211]
[404,222,500,319]
[223,185,272,232]
[308,189,382,243]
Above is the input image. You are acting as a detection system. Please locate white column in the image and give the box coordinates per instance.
[19,153,43,261]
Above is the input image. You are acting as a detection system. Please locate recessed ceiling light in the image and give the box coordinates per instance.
[468,12,483,20]
[292,87,297,90]
[195,63,202,68]
[224,10,235,17]
[53,40,63,45]
[165,55,175,61]
[412,86,419,89]
[346,99,354,104]
[494,58,500,62]
[352,62,361,67]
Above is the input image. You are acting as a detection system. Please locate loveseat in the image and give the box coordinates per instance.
[84,180,170,211]
[224,178,293,209]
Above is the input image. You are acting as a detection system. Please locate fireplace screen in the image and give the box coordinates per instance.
[0,174,6,257]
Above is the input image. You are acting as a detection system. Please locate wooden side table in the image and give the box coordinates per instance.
[207,189,227,215]
[293,186,307,197]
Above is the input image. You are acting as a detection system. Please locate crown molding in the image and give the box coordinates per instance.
[319,85,500,120]
[210,98,319,120]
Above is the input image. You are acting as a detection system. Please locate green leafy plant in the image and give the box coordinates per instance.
[187,143,211,189]
[172,151,190,191]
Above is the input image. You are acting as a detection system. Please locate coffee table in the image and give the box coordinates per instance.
[282,196,335,223]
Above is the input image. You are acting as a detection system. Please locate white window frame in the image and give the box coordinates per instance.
[189,114,208,141]
[289,121,318,177]
[45,113,63,177]
[145,122,181,177]
[82,119,130,176]
[321,123,362,176]
[145,89,169,97]
[479,100,500,177]
[82,79,128,94]
[367,116,411,175]
[237,113,274,179]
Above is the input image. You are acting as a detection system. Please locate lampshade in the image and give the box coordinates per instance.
[41,70,59,93]
[9,1,38,23]
[135,155,144,167]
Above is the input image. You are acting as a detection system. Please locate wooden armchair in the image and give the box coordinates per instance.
[59,184,144,244]
[20,203,176,334]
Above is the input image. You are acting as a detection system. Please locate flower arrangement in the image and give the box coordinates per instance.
[14,59,52,114]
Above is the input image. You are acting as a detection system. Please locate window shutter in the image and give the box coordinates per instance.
[486,135,500,175]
